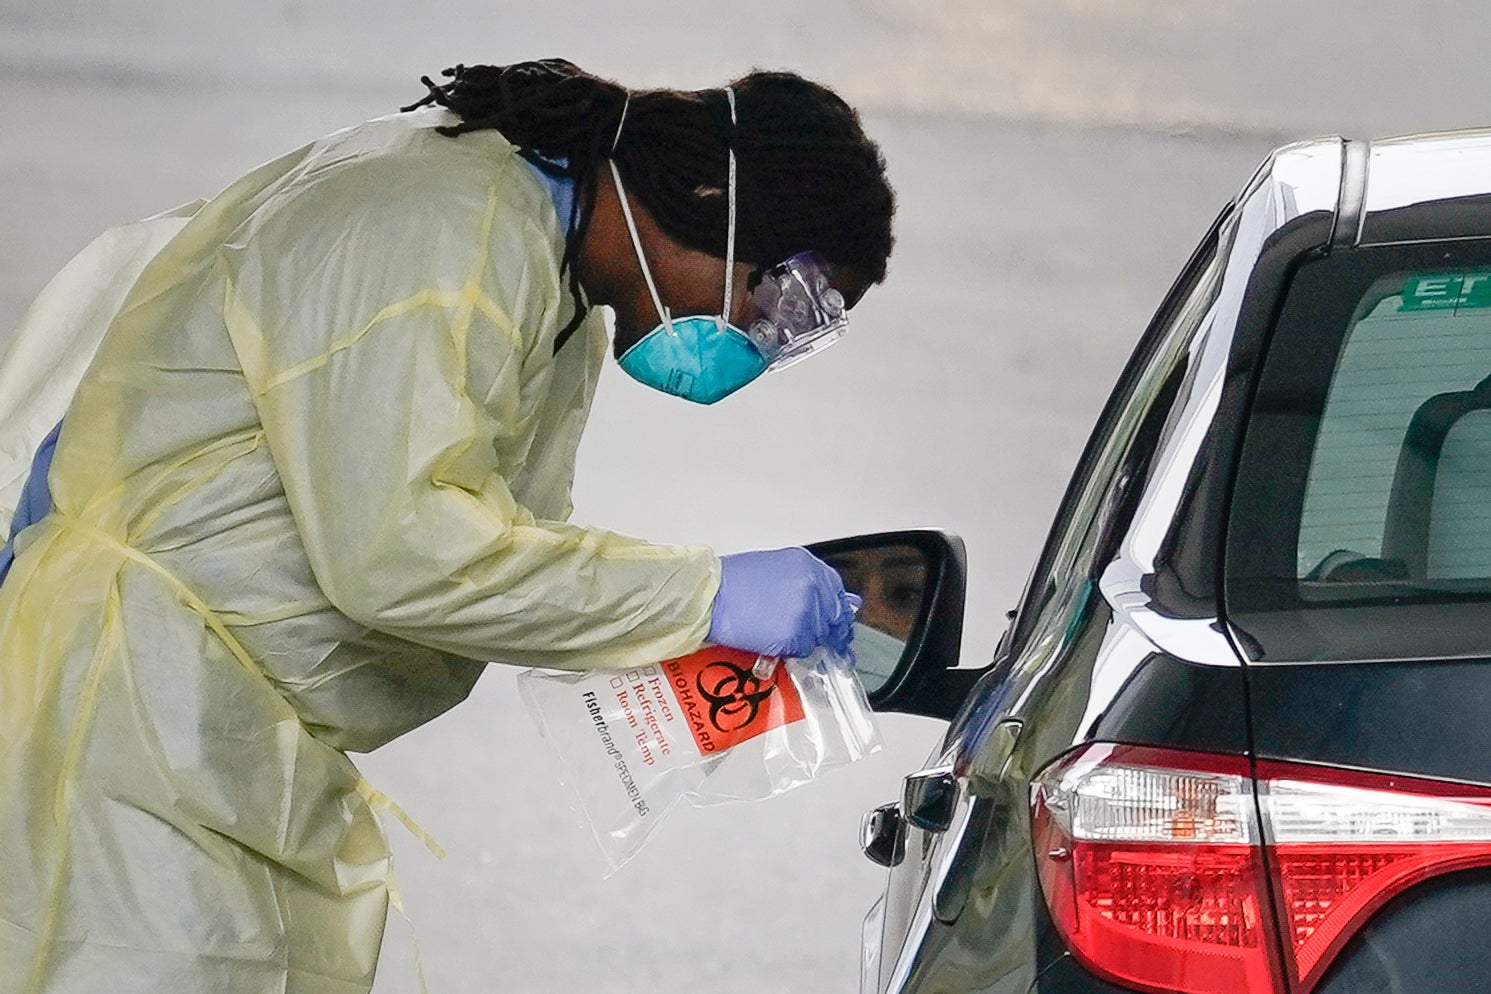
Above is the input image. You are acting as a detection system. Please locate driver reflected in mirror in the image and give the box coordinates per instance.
[820,545,929,694]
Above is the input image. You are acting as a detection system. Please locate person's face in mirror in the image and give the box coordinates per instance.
[833,546,927,641]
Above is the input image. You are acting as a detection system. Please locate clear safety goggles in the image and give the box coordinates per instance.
[742,251,850,372]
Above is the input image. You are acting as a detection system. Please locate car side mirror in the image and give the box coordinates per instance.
[809,529,981,721]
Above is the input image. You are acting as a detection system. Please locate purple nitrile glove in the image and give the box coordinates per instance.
[708,547,860,659]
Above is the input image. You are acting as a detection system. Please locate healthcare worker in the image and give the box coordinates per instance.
[0,59,895,994]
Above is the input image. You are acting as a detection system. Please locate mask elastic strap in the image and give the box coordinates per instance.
[610,92,631,155]
[608,160,674,336]
[720,87,738,328]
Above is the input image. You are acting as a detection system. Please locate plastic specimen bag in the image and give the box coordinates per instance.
[519,645,881,872]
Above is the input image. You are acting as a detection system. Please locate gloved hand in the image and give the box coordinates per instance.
[707,547,861,658]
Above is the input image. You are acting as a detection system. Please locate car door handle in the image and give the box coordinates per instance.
[903,765,959,833]
[861,802,907,867]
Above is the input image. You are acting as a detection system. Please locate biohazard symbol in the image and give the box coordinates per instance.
[696,660,778,733]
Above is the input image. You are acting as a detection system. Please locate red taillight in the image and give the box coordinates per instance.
[1032,745,1278,994]
[1259,766,1491,991]
[1032,745,1491,994]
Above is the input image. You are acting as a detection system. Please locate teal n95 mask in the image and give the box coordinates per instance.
[610,89,849,405]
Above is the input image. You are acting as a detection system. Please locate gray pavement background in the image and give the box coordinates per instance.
[5,3,1491,992]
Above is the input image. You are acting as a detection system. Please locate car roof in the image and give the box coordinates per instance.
[1357,129,1491,245]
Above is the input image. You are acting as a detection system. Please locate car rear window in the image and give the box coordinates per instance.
[1299,273,1491,579]
[1227,244,1491,661]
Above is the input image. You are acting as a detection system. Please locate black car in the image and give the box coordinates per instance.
[819,129,1491,994]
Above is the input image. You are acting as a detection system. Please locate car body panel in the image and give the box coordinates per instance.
[1247,660,1491,786]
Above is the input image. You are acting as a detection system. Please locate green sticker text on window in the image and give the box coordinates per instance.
[1402,273,1491,312]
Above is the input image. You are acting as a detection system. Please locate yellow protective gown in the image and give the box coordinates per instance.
[0,107,720,994]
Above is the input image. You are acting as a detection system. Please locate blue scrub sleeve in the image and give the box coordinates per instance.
[0,421,61,585]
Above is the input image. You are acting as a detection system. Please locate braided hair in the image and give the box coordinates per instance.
[402,60,895,347]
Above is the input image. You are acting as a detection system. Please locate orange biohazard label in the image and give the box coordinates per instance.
[660,646,806,755]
